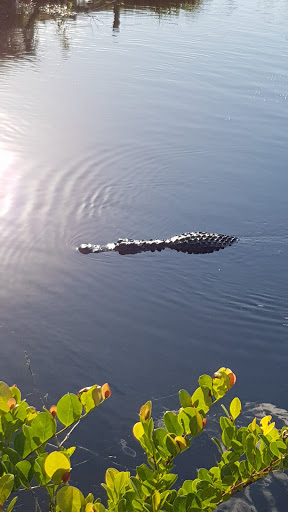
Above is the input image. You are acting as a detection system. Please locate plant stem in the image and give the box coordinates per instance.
[217,456,283,506]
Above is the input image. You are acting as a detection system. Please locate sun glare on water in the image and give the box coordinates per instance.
[0,147,17,217]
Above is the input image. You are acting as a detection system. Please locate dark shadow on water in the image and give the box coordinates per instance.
[0,0,203,61]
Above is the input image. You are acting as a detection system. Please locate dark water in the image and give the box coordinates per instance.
[0,0,288,508]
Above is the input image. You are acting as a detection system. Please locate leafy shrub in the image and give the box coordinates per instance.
[0,367,288,511]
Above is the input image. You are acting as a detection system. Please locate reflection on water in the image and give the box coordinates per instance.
[0,0,288,508]
[0,0,203,59]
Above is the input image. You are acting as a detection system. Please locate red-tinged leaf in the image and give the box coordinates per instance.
[50,405,57,418]
[7,398,16,410]
[62,471,71,483]
[101,383,111,400]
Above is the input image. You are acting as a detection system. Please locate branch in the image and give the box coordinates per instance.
[217,456,283,506]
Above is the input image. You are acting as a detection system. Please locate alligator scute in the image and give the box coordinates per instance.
[78,232,237,255]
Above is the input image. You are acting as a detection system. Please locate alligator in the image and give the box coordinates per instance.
[78,231,237,255]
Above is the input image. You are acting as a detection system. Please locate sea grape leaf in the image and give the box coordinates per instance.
[0,474,14,504]
[179,390,192,408]
[57,394,82,427]
[56,486,84,512]
[230,397,242,421]
[15,460,33,487]
[44,452,70,483]
[78,385,101,413]
[164,412,183,436]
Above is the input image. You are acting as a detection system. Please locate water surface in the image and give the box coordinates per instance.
[0,0,288,508]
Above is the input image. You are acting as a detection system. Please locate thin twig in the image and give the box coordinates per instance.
[25,351,47,409]
[217,456,283,506]
[59,420,80,447]
[23,412,89,460]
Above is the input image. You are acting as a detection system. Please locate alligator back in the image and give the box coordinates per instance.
[78,232,237,255]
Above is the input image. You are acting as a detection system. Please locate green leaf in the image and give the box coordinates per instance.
[83,493,94,505]
[270,440,287,458]
[105,468,119,489]
[165,435,179,457]
[56,486,84,512]
[33,454,50,485]
[231,439,243,453]
[220,462,239,486]
[239,460,250,479]
[133,422,144,440]
[230,398,242,421]
[198,468,212,482]
[219,416,233,431]
[7,496,18,512]
[0,382,12,415]
[191,387,212,415]
[198,375,212,390]
[118,499,126,512]
[30,410,56,443]
[62,446,76,458]
[0,474,14,504]
[153,428,169,452]
[212,372,231,400]
[44,451,70,483]
[15,460,33,487]
[14,431,35,459]
[178,408,193,435]
[264,448,274,467]
[94,504,106,512]
[182,480,193,493]
[114,472,130,497]
[2,448,20,466]
[13,401,28,422]
[57,394,82,427]
[86,504,104,512]
[78,385,101,413]
[161,474,178,489]
[178,408,203,437]
[209,466,220,481]
[164,412,183,436]
[245,434,256,466]
[0,382,12,402]
[136,464,154,482]
[14,411,56,458]
[130,477,143,498]
[222,426,237,449]
[254,448,262,471]
[173,495,187,512]
[179,390,192,408]
[152,490,161,511]
[2,414,18,444]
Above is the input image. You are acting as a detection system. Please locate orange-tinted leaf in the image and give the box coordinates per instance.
[101,383,111,400]
[214,367,236,388]
[228,372,236,387]
[50,405,57,418]
[7,398,16,410]
[139,401,152,421]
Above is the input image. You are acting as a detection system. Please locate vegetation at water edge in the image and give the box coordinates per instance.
[0,367,288,511]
